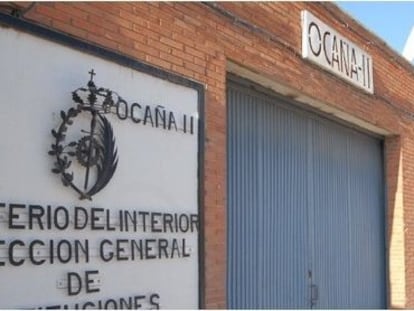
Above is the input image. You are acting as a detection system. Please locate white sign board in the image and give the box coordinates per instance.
[302,10,374,94]
[0,26,200,309]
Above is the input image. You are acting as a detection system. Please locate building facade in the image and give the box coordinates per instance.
[0,2,413,309]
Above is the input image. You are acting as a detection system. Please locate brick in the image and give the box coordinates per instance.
[71,3,106,17]
[92,3,120,15]
[23,1,414,308]
[147,38,172,54]
[172,32,196,48]
[54,3,88,20]
[184,61,205,75]
[52,19,87,39]
[86,33,118,51]
[72,17,104,36]
[88,14,118,33]
[160,36,183,50]
[160,51,184,66]
[104,29,134,47]
[171,64,195,78]
[25,11,53,27]
[119,7,139,22]
[117,44,146,62]
[134,42,159,58]
[119,26,145,43]
[36,4,71,23]
[174,17,196,32]
[171,49,194,63]
[184,46,205,60]
[145,55,172,70]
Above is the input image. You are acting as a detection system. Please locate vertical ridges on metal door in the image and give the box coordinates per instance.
[311,120,385,308]
[347,131,385,308]
[227,78,385,309]
[227,82,309,309]
[311,120,351,308]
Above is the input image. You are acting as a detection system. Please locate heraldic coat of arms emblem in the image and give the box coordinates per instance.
[49,70,119,200]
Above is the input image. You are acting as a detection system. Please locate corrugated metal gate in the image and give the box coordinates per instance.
[227,78,386,309]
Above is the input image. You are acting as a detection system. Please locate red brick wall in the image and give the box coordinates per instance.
[5,1,414,308]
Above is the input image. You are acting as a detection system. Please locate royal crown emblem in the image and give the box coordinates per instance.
[49,70,119,200]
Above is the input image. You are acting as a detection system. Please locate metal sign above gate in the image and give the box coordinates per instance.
[302,10,374,94]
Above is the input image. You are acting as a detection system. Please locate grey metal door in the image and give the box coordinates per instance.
[227,78,385,309]
[310,120,386,308]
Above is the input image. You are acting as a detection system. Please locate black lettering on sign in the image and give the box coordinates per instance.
[130,103,142,123]
[120,297,132,309]
[171,238,180,259]
[9,204,25,229]
[49,240,54,264]
[168,112,177,131]
[46,205,52,230]
[174,213,180,232]
[54,206,69,230]
[91,208,104,230]
[28,205,45,230]
[339,40,349,76]
[183,114,188,134]
[29,239,46,265]
[104,299,117,309]
[143,106,154,127]
[367,57,371,89]
[158,239,169,259]
[124,210,138,232]
[119,210,124,232]
[331,36,340,71]
[182,238,190,258]
[74,206,88,230]
[110,96,196,135]
[100,239,113,262]
[362,54,366,86]
[105,209,115,231]
[151,212,162,233]
[32,293,163,309]
[323,31,331,65]
[116,239,129,261]
[131,239,143,260]
[308,21,321,56]
[155,105,166,129]
[350,48,359,80]
[67,272,82,296]
[9,240,24,266]
[116,98,128,120]
[145,239,156,259]
[133,295,146,309]
[57,240,72,263]
[190,214,199,232]
[163,213,173,232]
[75,239,89,263]
[150,293,160,309]
[179,214,189,233]
[139,211,149,232]
[85,270,100,293]
[0,240,5,266]
[67,270,100,296]
[83,302,95,309]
